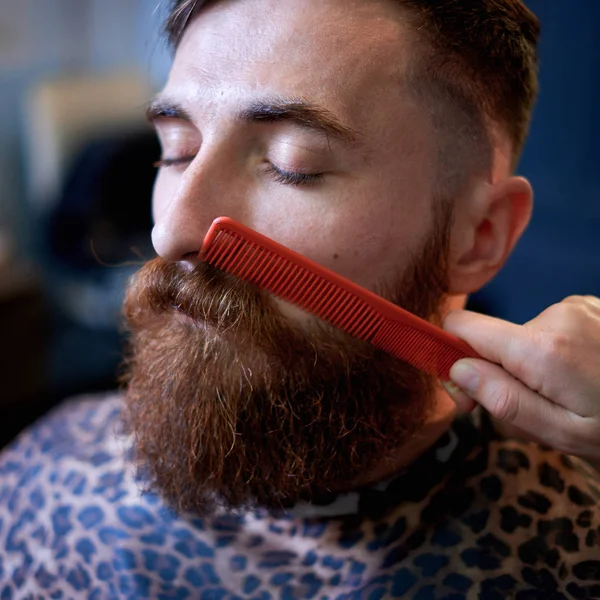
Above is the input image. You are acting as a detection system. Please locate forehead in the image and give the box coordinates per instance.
[167,0,422,131]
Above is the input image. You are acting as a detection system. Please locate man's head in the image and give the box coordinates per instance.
[123,0,539,513]
[164,0,539,196]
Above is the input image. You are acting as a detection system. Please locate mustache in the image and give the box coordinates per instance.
[125,258,278,332]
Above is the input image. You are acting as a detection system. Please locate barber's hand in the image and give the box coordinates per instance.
[442,296,600,468]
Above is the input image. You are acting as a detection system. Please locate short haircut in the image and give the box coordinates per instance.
[164,0,540,197]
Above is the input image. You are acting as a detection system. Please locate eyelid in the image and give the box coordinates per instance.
[265,163,324,187]
[152,120,199,169]
[154,155,196,169]
[154,120,200,153]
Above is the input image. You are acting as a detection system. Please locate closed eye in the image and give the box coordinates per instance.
[154,155,196,169]
[154,156,325,188]
[265,163,324,187]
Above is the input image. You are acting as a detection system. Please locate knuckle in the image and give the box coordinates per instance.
[586,295,600,311]
[562,295,600,312]
[538,330,575,372]
[488,383,519,424]
[556,299,590,327]
[546,330,573,356]
[542,299,581,324]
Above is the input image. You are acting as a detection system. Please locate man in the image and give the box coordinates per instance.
[2,0,600,598]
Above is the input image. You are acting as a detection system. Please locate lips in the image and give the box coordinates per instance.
[170,298,244,335]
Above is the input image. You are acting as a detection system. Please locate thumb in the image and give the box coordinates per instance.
[445,356,577,452]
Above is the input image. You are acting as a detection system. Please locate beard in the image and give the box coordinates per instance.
[122,207,452,515]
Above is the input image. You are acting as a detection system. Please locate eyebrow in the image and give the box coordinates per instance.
[146,97,360,145]
[238,99,359,144]
[146,99,193,123]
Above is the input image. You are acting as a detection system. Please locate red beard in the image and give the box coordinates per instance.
[121,211,451,514]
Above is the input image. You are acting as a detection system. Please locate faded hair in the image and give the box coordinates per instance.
[162,0,540,196]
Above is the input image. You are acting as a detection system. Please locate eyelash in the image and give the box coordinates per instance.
[263,164,323,187]
[154,156,324,187]
[153,156,195,169]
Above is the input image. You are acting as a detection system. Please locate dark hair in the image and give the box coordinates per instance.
[164,0,540,187]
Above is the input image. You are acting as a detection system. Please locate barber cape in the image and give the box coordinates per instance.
[1,394,600,599]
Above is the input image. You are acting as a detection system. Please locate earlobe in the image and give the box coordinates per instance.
[448,176,533,295]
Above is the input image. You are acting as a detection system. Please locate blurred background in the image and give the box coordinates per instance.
[0,0,598,448]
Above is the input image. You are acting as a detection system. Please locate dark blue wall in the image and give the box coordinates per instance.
[472,1,600,324]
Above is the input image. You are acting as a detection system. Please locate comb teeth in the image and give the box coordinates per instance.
[206,231,376,337]
[201,219,480,380]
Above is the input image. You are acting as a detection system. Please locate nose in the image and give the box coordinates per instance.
[151,155,240,267]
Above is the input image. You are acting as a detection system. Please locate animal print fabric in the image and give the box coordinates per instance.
[1,394,599,599]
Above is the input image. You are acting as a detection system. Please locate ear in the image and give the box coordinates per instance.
[447,176,533,295]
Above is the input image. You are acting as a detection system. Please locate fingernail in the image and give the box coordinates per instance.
[441,381,476,413]
[449,360,480,394]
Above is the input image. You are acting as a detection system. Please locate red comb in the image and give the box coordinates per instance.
[200,217,480,380]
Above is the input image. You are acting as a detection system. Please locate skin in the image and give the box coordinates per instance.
[444,296,600,472]
[149,0,533,475]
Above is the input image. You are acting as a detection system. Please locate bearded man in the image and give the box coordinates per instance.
[2,1,600,598]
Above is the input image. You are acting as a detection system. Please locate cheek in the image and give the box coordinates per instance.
[324,218,415,290]
[254,189,432,293]
[338,195,434,290]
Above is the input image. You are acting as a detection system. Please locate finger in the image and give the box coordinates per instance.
[444,310,575,404]
[562,296,600,322]
[441,381,477,413]
[444,308,600,416]
[563,295,600,310]
[448,357,579,450]
[443,310,525,366]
